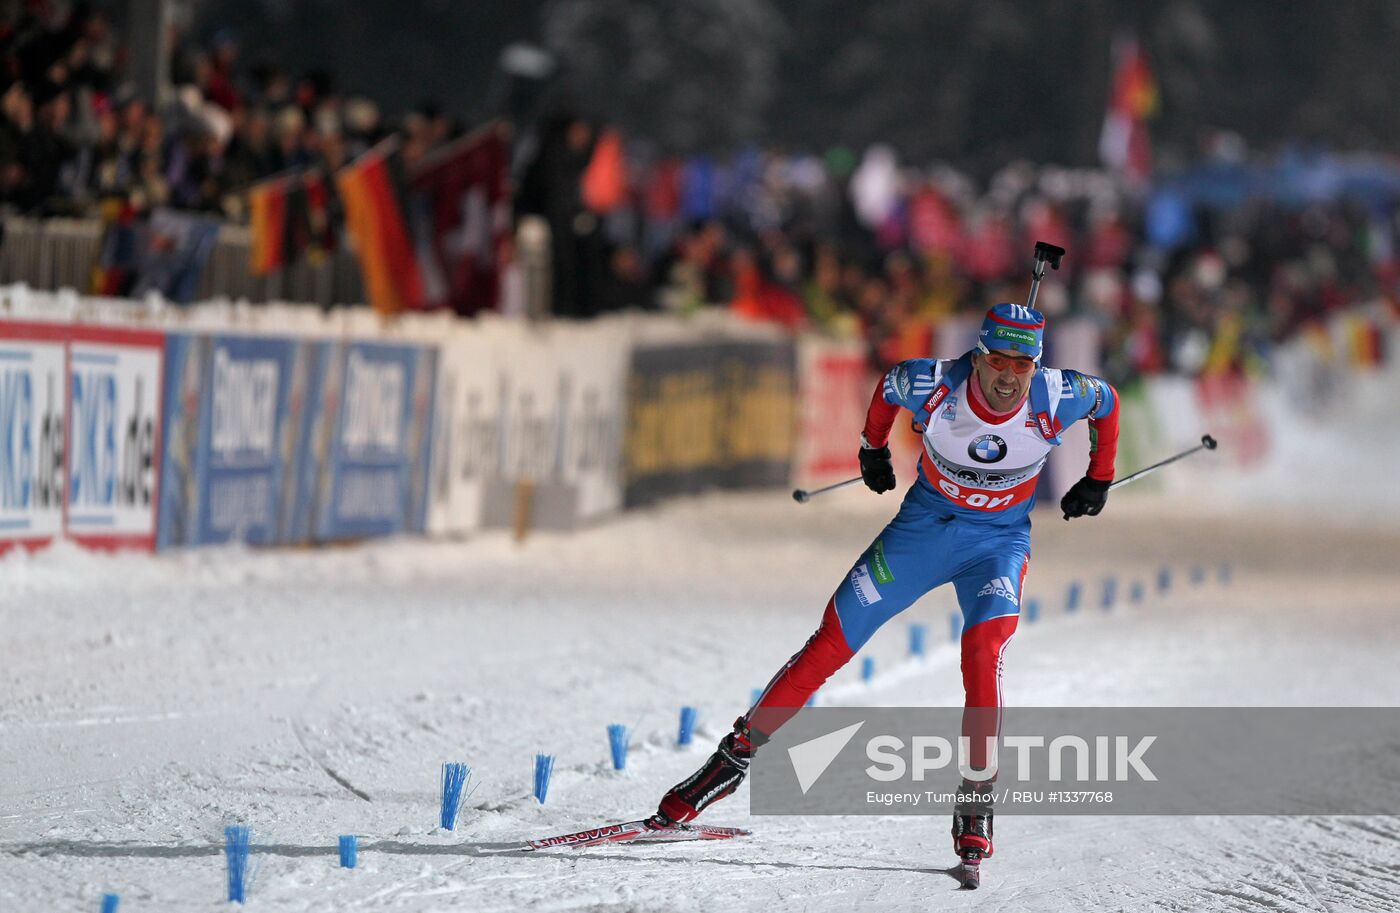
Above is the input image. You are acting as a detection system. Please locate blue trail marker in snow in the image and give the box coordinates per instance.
[338,835,358,869]
[1067,581,1082,612]
[534,753,556,804]
[440,762,470,830]
[909,623,927,658]
[607,724,630,770]
[677,706,698,746]
[1101,577,1118,610]
[100,894,119,913]
[225,825,251,904]
[861,656,875,682]
[1025,598,1040,623]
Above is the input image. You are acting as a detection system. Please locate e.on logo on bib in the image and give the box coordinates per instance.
[936,479,1017,511]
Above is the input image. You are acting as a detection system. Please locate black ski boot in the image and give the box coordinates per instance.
[656,717,757,823]
[951,779,995,856]
[951,780,995,888]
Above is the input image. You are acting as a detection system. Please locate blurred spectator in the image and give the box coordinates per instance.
[730,245,806,329]
[601,245,652,311]
[516,110,595,317]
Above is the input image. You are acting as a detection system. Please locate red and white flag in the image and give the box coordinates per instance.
[408,123,512,316]
[1099,36,1158,184]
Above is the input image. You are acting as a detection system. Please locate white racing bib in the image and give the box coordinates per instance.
[919,366,1066,513]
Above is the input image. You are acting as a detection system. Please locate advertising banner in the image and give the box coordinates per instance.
[555,322,628,520]
[794,338,870,488]
[158,334,305,548]
[317,341,436,540]
[65,325,164,549]
[493,322,627,520]
[285,340,343,545]
[0,321,68,550]
[493,326,561,489]
[624,338,797,507]
[426,327,500,535]
[405,346,437,533]
[436,321,626,532]
[156,332,206,548]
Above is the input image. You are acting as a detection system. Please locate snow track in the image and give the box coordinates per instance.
[3,492,1399,911]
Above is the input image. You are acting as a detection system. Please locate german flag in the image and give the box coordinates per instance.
[335,139,425,314]
[303,170,338,260]
[249,177,289,275]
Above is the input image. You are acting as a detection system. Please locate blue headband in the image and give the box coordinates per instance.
[977,303,1046,360]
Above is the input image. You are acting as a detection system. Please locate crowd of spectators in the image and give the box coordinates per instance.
[525,115,1399,385]
[0,2,462,221]
[2,3,1394,387]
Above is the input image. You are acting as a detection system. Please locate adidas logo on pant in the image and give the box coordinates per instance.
[976,576,1019,604]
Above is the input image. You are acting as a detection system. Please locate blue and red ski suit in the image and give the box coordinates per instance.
[746,352,1119,766]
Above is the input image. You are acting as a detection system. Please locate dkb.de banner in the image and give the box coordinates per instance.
[0,321,68,551]
[624,338,796,507]
[316,341,436,541]
[158,334,305,548]
[66,324,164,550]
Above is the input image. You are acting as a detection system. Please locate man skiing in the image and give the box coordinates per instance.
[653,292,1121,876]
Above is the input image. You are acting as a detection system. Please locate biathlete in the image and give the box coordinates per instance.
[652,300,1121,870]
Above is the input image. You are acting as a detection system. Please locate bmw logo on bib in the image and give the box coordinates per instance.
[968,434,1008,464]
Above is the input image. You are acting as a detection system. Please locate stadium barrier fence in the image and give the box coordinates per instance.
[0,285,1391,553]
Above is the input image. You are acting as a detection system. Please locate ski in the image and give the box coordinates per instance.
[526,816,750,851]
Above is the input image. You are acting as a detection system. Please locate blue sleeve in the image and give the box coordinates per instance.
[1056,370,1117,426]
[881,359,938,412]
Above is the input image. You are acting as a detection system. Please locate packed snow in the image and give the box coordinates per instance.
[4,490,1400,912]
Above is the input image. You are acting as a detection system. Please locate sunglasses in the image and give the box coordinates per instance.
[982,352,1037,374]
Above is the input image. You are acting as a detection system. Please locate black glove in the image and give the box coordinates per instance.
[859,443,897,494]
[1061,476,1110,520]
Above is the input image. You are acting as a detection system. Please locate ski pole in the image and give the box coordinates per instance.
[796,435,1217,503]
[1108,435,1217,492]
[1024,240,1066,311]
[792,476,863,503]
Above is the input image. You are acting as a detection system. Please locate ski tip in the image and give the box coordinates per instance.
[525,819,752,851]
[698,825,752,838]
